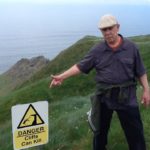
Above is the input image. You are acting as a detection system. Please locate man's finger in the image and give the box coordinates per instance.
[51,75,55,79]
[49,80,54,88]
[51,75,59,81]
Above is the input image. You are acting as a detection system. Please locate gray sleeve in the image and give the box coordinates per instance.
[77,49,95,74]
[134,46,146,77]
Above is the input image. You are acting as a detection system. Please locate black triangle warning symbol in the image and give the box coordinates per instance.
[17,104,44,129]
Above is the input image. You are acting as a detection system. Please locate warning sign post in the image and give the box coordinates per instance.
[11,101,49,150]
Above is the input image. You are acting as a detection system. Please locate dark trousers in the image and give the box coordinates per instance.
[93,102,146,150]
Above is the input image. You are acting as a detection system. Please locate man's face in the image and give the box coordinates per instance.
[101,24,119,44]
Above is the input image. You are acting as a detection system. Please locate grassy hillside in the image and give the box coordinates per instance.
[0,90,150,150]
[0,36,99,123]
[0,35,150,150]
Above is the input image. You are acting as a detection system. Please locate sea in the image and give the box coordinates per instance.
[0,4,150,74]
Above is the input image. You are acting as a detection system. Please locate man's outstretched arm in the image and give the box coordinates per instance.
[49,64,81,88]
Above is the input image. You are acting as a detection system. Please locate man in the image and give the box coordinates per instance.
[50,14,150,150]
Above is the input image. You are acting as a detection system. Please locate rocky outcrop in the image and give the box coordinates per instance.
[5,56,49,80]
[3,56,49,89]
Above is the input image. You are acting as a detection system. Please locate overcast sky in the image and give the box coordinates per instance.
[1,0,150,5]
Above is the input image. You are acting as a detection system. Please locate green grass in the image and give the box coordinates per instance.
[1,90,150,150]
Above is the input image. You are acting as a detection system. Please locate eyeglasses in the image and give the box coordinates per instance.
[101,25,115,32]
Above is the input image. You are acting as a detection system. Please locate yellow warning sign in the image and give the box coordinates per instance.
[12,101,49,150]
[18,104,44,129]
[14,125,48,149]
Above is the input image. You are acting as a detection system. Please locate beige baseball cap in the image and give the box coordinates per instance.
[98,14,118,29]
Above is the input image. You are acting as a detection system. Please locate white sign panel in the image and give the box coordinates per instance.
[11,101,49,150]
